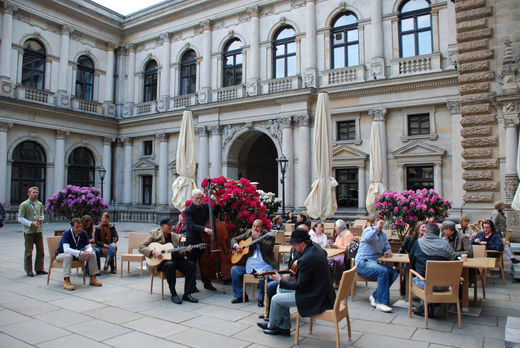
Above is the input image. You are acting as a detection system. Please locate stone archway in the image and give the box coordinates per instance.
[225,130,279,195]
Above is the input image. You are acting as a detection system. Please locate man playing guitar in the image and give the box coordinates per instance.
[139,218,198,304]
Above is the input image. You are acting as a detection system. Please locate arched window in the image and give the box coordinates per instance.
[180,50,196,95]
[22,39,46,89]
[11,141,46,204]
[399,0,432,58]
[75,55,94,101]
[67,147,95,187]
[331,12,359,69]
[223,39,243,87]
[273,26,296,79]
[143,60,158,102]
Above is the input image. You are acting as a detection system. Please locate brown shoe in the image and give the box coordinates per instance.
[64,277,75,291]
[89,275,103,287]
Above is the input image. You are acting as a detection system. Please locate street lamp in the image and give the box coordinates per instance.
[98,165,107,198]
[277,154,288,220]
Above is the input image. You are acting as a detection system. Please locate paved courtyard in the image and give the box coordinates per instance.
[0,222,518,348]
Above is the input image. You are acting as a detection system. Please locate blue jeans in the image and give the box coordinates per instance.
[413,277,426,305]
[96,244,116,258]
[268,288,296,330]
[231,265,272,300]
[356,259,398,305]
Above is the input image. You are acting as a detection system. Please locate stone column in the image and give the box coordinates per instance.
[0,2,15,97]
[434,162,443,196]
[304,0,318,88]
[102,137,112,203]
[503,102,520,203]
[370,0,385,80]
[198,20,212,104]
[358,166,366,210]
[195,126,209,185]
[122,137,133,204]
[396,164,404,193]
[56,26,71,108]
[54,130,67,193]
[158,133,169,206]
[103,44,115,116]
[280,117,294,208]
[246,6,260,96]
[0,122,11,204]
[368,108,388,188]
[295,114,312,209]
[113,140,124,203]
[209,125,222,178]
[158,33,171,111]
[123,45,136,117]
[447,100,463,208]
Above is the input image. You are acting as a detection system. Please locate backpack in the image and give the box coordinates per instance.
[344,240,359,269]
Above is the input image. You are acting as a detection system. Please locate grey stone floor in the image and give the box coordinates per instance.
[1,222,519,347]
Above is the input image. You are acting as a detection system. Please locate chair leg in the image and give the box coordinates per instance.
[456,300,462,328]
[408,277,413,317]
[309,318,313,333]
[295,314,300,345]
[481,277,486,299]
[127,261,130,274]
[150,273,154,294]
[334,321,340,348]
[500,262,506,284]
[140,261,143,277]
[82,265,86,284]
[120,259,123,277]
[473,280,477,303]
[161,276,164,300]
[351,282,356,300]
[242,280,246,302]
[424,301,429,328]
[346,312,351,341]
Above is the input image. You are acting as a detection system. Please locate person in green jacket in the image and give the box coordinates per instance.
[17,186,47,277]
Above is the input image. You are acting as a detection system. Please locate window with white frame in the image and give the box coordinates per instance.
[331,12,359,69]
[400,107,437,141]
[399,0,433,58]
[273,26,296,79]
[406,165,434,190]
[334,115,361,144]
[141,175,153,205]
[143,140,153,156]
[336,168,359,208]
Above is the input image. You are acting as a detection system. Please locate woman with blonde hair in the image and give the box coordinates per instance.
[272,215,285,231]
[309,222,327,248]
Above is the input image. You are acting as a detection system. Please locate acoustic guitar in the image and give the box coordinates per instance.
[231,231,277,265]
[146,242,208,267]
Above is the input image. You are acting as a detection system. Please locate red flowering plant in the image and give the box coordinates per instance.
[374,188,451,241]
[185,176,271,235]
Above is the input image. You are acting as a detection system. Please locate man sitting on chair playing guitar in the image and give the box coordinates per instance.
[139,218,199,304]
[230,219,277,305]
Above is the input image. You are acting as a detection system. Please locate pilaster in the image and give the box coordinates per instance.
[55,25,72,108]
[158,133,169,206]
[54,130,67,193]
[102,137,113,202]
[280,116,294,207]
[368,107,388,188]
[0,2,16,97]
[295,114,312,208]
[195,126,209,185]
[121,137,133,204]
[209,125,222,177]
[247,6,260,96]
[0,122,12,204]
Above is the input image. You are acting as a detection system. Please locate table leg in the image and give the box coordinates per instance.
[462,267,469,309]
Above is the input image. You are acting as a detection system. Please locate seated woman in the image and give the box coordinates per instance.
[471,219,504,257]
[309,222,327,248]
[94,212,119,273]
[271,215,285,231]
[328,219,354,285]
[285,211,296,224]
[294,212,311,230]
[397,223,425,296]
[81,215,98,276]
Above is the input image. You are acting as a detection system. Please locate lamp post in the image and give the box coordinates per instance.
[98,165,107,198]
[277,154,288,220]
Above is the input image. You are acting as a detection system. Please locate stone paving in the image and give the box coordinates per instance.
[0,222,519,348]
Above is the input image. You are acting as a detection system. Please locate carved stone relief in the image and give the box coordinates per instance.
[463,192,494,202]
[504,174,519,201]
[222,124,240,149]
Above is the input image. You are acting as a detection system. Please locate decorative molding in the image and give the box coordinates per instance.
[56,130,67,139]
[2,2,17,15]
[239,12,251,23]
[504,174,519,201]
[260,6,273,17]
[497,37,519,94]
[368,107,387,121]
[70,30,82,41]
[279,116,292,129]
[259,119,282,143]
[103,137,114,145]
[46,21,60,34]
[463,192,494,203]
[208,125,220,136]
[194,126,208,136]
[157,32,170,46]
[0,121,13,132]
[13,10,29,23]
[222,124,240,149]
[446,100,461,114]
[171,33,183,42]
[157,133,168,142]
[295,114,312,127]
[120,137,133,145]
[303,71,316,88]
[247,5,259,18]
[290,0,306,9]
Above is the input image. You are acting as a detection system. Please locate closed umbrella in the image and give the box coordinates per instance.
[304,92,338,219]
[366,120,387,213]
[171,110,197,210]
[512,128,520,211]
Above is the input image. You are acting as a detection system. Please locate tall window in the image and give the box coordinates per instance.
[223,39,243,87]
[142,175,153,205]
[337,120,356,140]
[408,113,430,135]
[273,26,296,79]
[336,168,358,208]
[143,60,158,102]
[399,0,432,58]
[143,140,153,156]
[22,39,46,89]
[406,165,434,190]
[67,147,95,187]
[331,12,359,69]
[180,50,196,95]
[75,55,94,101]
[11,141,46,204]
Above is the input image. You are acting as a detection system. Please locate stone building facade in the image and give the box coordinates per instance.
[0,0,518,225]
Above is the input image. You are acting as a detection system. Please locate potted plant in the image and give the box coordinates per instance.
[374,188,452,242]
[257,190,282,217]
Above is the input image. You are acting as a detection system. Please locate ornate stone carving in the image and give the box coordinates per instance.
[238,13,251,23]
[104,137,114,145]
[14,10,29,23]
[462,159,498,169]
[54,91,70,108]
[246,81,259,96]
[157,33,170,46]
[197,89,209,104]
[123,103,133,117]
[448,44,458,68]
[497,37,519,94]
[2,2,17,15]
[503,102,518,114]
[171,33,182,42]
[462,170,493,180]
[463,181,497,191]
[295,114,312,127]
[461,148,492,159]
[504,116,520,128]
[460,126,491,137]
[120,137,133,145]
[208,125,220,136]
[279,117,292,129]
[303,72,316,88]
[194,126,208,137]
[261,119,282,143]
[463,192,494,202]
[56,130,67,139]
[0,122,12,132]
[0,80,13,96]
[70,30,82,41]
[260,7,273,17]
[506,209,520,228]
[246,5,259,17]
[157,133,168,142]
[461,136,497,148]
[368,108,387,121]
[222,124,239,148]
[290,0,306,9]
[446,100,461,114]
[504,174,519,201]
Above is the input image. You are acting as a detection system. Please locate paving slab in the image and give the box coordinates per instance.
[454,322,505,340]
[390,312,455,332]
[167,327,250,348]
[2,298,61,316]
[350,318,417,339]
[182,315,249,336]
[0,318,70,345]
[67,318,131,341]
[411,328,484,348]
[48,296,107,312]
[0,332,34,348]
[87,306,144,324]
[353,332,428,348]
[122,316,189,338]
[483,337,506,348]
[32,308,93,327]
[0,309,31,327]
[37,333,109,348]
[139,304,200,323]
[105,331,188,348]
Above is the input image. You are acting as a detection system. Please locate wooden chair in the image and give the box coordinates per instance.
[350,259,376,300]
[472,244,487,302]
[243,245,280,301]
[120,233,147,277]
[150,269,185,299]
[383,229,394,240]
[408,260,463,328]
[296,267,357,348]
[46,236,85,285]
[353,220,367,228]
[349,226,363,238]
[285,223,295,233]
[324,223,335,239]
[274,231,286,245]
[485,249,506,283]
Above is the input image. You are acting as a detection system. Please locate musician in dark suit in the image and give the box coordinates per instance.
[257,228,335,336]
[230,219,276,305]
[139,218,198,304]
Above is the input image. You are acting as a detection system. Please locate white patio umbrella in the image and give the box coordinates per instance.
[512,129,520,211]
[304,92,338,220]
[171,110,198,211]
[365,120,387,213]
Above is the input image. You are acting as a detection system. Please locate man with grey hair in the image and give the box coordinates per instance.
[441,221,473,258]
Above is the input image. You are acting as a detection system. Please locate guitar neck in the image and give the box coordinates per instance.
[245,232,275,248]
[166,243,205,253]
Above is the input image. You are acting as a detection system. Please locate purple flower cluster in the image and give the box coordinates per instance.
[374,188,451,240]
[45,185,109,224]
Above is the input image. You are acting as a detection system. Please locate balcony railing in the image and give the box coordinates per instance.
[171,94,197,110]
[135,101,157,115]
[15,85,54,106]
[263,75,301,94]
[321,65,366,87]
[215,85,245,102]
[391,52,441,76]
[71,98,102,114]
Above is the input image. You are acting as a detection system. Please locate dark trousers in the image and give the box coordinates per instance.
[158,257,197,296]
[187,248,212,285]
[24,232,44,273]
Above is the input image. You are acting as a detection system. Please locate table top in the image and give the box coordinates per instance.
[278,245,344,258]
[377,253,410,263]
[462,256,496,269]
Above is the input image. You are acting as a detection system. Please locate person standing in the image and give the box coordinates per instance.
[17,186,47,277]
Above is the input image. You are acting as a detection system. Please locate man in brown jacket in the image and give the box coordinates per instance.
[139,218,198,304]
[441,221,473,258]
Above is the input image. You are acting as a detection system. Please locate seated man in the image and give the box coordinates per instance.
[55,218,102,291]
[471,219,504,257]
[441,221,473,258]
[256,228,335,336]
[409,223,456,317]
[230,219,276,305]
[354,216,397,313]
[139,218,198,304]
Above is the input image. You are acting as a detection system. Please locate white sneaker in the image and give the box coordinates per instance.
[369,295,376,308]
[376,303,393,313]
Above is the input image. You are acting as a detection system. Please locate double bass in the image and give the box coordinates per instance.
[199,179,232,281]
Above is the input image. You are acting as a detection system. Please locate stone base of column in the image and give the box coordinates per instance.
[504,173,519,204]
[246,79,261,96]
[0,77,14,97]
[303,69,318,88]
[197,88,211,104]
[157,96,170,112]
[54,90,71,109]
[122,103,134,117]
[102,102,116,117]
[370,57,385,80]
